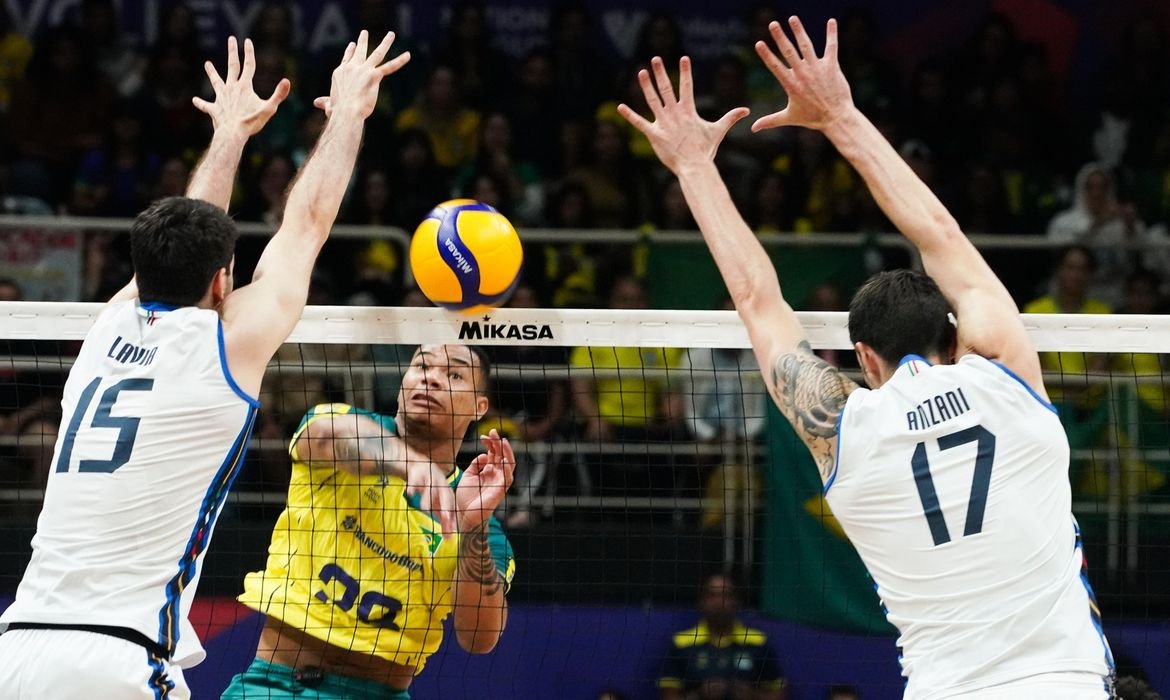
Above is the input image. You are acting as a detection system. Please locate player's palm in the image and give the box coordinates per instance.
[617,56,749,175]
[324,30,411,120]
[752,17,853,133]
[456,430,516,530]
[193,37,290,136]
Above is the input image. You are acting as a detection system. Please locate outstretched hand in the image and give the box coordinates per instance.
[617,56,749,175]
[752,17,853,133]
[193,36,290,136]
[456,430,516,531]
[314,30,410,120]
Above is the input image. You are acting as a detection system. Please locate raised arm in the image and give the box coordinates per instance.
[108,36,289,304]
[186,37,290,208]
[291,406,455,534]
[220,31,410,392]
[617,57,855,481]
[754,17,1044,398]
[452,430,515,653]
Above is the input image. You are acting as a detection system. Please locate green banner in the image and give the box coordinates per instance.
[762,403,895,634]
[644,242,867,310]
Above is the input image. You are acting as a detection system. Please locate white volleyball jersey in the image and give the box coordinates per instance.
[828,354,1113,698]
[0,300,258,667]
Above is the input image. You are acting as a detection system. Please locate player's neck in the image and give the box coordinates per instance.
[397,422,461,468]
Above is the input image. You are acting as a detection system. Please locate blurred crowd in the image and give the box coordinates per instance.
[3,2,1170,516]
[1,2,1170,308]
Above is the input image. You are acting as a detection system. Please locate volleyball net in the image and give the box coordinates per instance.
[0,303,1168,695]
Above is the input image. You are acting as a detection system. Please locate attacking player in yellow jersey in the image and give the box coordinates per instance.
[224,344,515,699]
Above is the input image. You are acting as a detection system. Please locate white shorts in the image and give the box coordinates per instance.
[0,628,189,699]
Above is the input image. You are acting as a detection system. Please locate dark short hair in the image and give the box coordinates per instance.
[848,269,954,367]
[130,197,238,307]
[468,345,492,392]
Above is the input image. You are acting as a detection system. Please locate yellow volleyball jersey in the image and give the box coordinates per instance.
[239,403,515,673]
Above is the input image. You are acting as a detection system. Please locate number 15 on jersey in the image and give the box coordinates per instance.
[55,376,154,474]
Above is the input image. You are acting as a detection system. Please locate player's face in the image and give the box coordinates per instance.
[397,345,487,439]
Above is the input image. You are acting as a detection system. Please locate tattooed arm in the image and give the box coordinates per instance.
[452,430,515,653]
[769,341,857,482]
[452,522,509,653]
[292,411,406,476]
[291,407,457,533]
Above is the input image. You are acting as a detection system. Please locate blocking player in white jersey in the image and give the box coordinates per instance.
[619,16,1114,700]
[0,31,410,699]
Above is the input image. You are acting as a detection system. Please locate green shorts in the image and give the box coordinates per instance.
[222,657,411,700]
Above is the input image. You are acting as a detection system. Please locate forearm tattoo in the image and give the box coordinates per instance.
[458,525,504,596]
[770,341,853,473]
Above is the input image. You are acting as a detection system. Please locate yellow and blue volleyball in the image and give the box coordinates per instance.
[409,199,523,313]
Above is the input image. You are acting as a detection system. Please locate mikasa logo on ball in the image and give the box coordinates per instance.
[442,237,474,274]
[458,317,554,341]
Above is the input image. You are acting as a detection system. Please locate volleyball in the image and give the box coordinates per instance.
[409,199,523,313]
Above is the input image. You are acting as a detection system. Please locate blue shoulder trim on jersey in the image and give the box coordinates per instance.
[898,354,933,367]
[139,301,178,312]
[217,320,260,407]
[990,360,1058,414]
[823,407,844,495]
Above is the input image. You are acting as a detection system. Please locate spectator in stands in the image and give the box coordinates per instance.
[239,152,294,226]
[151,156,191,202]
[596,690,629,700]
[0,5,31,114]
[71,101,160,216]
[140,42,204,158]
[904,59,958,171]
[509,48,561,176]
[570,275,685,495]
[697,55,762,198]
[781,128,857,232]
[836,7,899,113]
[336,168,404,306]
[396,63,481,172]
[1024,245,1112,384]
[566,118,650,228]
[387,128,450,229]
[541,180,599,308]
[78,0,145,98]
[683,298,766,528]
[8,26,114,204]
[485,283,569,528]
[658,573,788,700]
[244,44,304,155]
[454,110,544,225]
[826,685,861,700]
[434,1,510,110]
[1103,268,1170,498]
[747,170,796,235]
[549,2,608,123]
[1047,162,1151,306]
[1024,246,1112,488]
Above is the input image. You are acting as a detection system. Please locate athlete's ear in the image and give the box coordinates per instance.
[474,394,489,422]
[854,341,882,389]
[211,267,231,308]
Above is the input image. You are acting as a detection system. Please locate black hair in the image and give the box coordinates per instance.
[130,197,238,307]
[467,345,493,392]
[848,269,955,366]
